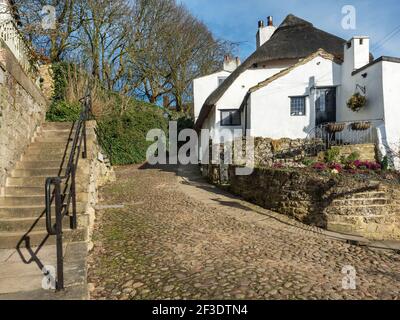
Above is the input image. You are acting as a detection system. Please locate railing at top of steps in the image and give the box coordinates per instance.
[0,19,40,83]
[45,90,92,291]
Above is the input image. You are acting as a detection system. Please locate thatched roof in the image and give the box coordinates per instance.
[195,14,346,130]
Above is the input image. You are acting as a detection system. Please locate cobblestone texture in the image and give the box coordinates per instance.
[87,165,400,300]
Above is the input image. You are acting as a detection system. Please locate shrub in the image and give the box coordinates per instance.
[97,102,169,165]
[347,151,361,163]
[353,160,381,171]
[46,101,82,122]
[302,158,316,167]
[381,156,389,171]
[325,147,341,163]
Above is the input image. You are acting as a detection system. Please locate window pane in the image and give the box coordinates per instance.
[221,111,231,126]
[221,110,241,126]
[290,97,306,116]
[231,110,241,125]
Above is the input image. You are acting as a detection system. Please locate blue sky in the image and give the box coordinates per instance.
[179,0,400,61]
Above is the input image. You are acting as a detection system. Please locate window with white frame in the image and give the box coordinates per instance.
[290,96,306,116]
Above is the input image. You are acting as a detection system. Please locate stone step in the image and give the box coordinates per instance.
[11,169,63,178]
[0,214,89,232]
[15,161,62,170]
[0,193,85,207]
[5,187,44,196]
[24,147,70,156]
[34,136,74,143]
[28,141,71,147]
[21,153,67,161]
[350,192,387,199]
[332,198,388,206]
[42,122,75,131]
[0,228,87,249]
[0,205,50,218]
[0,203,86,218]
[0,196,46,206]
[7,176,48,187]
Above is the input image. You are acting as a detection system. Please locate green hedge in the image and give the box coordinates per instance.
[46,63,194,165]
[46,101,81,122]
[97,102,169,165]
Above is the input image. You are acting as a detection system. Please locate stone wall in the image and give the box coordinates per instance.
[38,64,55,101]
[0,39,49,191]
[229,137,307,167]
[220,137,378,167]
[225,166,400,240]
[336,144,377,162]
[76,120,116,246]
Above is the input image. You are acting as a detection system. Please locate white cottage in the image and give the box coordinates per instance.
[193,14,400,167]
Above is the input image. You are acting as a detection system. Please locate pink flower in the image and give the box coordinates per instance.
[329,163,343,172]
[312,162,327,171]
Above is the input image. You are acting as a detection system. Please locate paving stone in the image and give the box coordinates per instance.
[87,165,400,300]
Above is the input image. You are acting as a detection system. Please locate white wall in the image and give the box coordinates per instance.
[381,61,400,167]
[249,56,341,139]
[193,70,231,121]
[338,46,384,123]
[208,60,295,142]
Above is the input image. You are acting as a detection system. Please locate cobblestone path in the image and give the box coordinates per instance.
[87,165,400,300]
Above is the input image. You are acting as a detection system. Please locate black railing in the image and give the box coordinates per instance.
[45,92,92,291]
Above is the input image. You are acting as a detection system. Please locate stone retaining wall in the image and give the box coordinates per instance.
[336,144,377,162]
[0,39,49,192]
[221,166,400,240]
[76,120,116,245]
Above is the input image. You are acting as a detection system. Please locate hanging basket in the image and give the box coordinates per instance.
[347,93,367,112]
[351,121,371,131]
[326,123,346,133]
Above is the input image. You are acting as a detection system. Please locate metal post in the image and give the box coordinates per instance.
[82,120,87,159]
[70,164,77,230]
[54,180,64,291]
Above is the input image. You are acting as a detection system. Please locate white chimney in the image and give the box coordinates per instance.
[344,36,370,71]
[223,55,241,72]
[256,16,276,48]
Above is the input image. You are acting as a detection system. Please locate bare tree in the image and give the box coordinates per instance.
[13,0,83,62]
[127,0,234,112]
[12,0,234,114]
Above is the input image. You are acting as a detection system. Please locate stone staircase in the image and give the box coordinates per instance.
[0,122,88,249]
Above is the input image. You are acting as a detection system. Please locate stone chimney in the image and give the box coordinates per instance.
[344,36,370,71]
[223,55,241,72]
[256,16,276,48]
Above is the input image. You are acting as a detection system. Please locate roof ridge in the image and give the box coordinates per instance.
[278,14,313,28]
[249,49,340,93]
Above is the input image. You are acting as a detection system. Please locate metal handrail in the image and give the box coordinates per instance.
[45,91,92,291]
